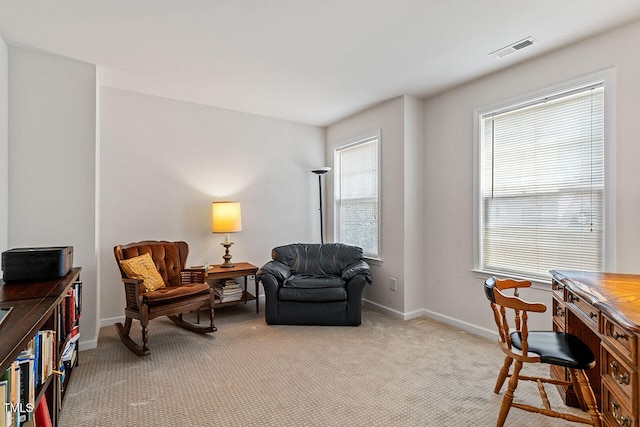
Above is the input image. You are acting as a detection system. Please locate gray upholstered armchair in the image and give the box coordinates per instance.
[256,243,372,326]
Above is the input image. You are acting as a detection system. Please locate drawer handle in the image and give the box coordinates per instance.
[609,324,630,341]
[611,401,632,426]
[614,331,629,341]
[610,361,631,385]
[589,312,598,319]
[555,306,565,317]
[569,295,579,303]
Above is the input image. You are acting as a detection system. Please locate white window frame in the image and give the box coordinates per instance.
[473,70,616,283]
[332,130,382,261]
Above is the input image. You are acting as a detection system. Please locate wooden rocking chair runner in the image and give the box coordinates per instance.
[484,277,603,427]
[114,240,216,356]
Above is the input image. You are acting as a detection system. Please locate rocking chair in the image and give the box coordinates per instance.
[114,240,216,356]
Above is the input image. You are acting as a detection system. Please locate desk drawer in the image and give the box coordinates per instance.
[602,345,637,407]
[552,296,566,331]
[566,289,599,329]
[552,279,565,299]
[603,383,636,427]
[603,316,637,366]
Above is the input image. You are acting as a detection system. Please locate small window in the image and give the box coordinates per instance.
[334,131,381,260]
[477,82,606,280]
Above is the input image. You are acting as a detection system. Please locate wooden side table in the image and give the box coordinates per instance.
[207,262,259,313]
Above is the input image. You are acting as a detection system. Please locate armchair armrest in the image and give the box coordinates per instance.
[122,277,144,311]
[256,260,291,283]
[181,267,207,285]
[342,260,372,284]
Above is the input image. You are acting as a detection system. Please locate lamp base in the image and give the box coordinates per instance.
[220,242,235,268]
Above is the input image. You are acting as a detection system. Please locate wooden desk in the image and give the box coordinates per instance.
[550,270,640,427]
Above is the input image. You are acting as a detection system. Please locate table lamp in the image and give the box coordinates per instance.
[211,201,242,268]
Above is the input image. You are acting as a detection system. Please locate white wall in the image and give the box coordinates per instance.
[7,17,640,347]
[327,95,425,316]
[99,87,326,324]
[0,36,7,253]
[7,47,98,346]
[423,19,640,336]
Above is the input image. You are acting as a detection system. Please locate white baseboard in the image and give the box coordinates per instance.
[79,339,98,351]
[362,300,430,321]
[363,299,496,341]
[76,316,123,351]
[100,315,125,328]
[420,308,497,341]
[362,299,405,319]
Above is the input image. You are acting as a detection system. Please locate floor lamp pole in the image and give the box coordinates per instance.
[311,167,331,244]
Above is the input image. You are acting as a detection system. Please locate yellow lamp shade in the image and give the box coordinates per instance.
[211,202,242,233]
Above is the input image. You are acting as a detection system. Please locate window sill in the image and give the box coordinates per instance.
[365,257,382,266]
[471,268,552,291]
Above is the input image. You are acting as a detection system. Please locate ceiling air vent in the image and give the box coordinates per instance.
[490,37,538,58]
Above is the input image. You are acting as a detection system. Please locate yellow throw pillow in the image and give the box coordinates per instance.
[120,253,166,292]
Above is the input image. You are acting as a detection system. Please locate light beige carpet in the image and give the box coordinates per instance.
[59,302,588,426]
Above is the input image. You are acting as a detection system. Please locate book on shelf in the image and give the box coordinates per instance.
[33,397,51,427]
[60,282,82,339]
[64,290,76,336]
[35,330,56,387]
[0,357,38,427]
[32,335,40,389]
[61,326,79,364]
[0,365,13,427]
[0,361,21,427]
[17,359,34,425]
[215,294,243,302]
[214,279,243,302]
[1,329,57,427]
[72,281,82,319]
[0,378,8,427]
[216,295,243,303]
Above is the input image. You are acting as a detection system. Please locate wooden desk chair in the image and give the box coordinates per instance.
[484,277,603,426]
[114,240,216,356]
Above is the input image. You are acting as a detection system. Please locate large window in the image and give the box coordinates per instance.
[477,82,606,280]
[334,131,380,259]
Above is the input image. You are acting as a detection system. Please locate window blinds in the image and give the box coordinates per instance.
[481,84,604,279]
[335,136,379,258]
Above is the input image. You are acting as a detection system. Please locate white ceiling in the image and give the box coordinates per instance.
[1,1,640,127]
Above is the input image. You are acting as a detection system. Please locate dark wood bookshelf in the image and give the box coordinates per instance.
[0,267,82,427]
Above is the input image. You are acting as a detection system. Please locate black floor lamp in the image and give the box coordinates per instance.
[311,167,331,243]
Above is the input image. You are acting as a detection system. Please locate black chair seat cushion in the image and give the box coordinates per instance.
[279,286,347,302]
[511,331,595,369]
[283,274,345,289]
[143,283,211,305]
